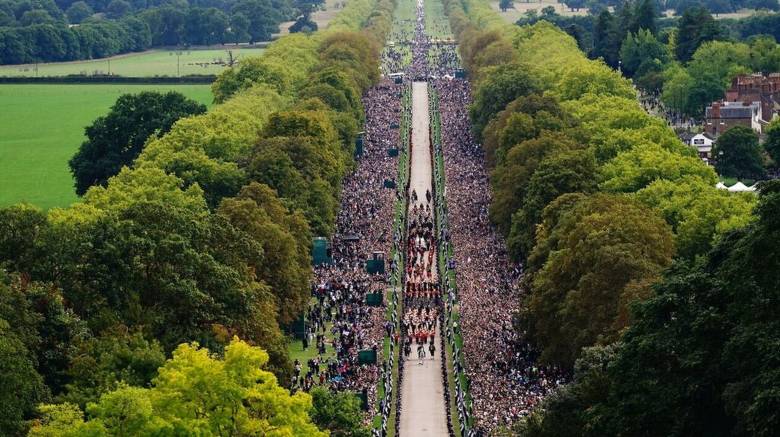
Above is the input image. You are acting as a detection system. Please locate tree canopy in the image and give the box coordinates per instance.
[30,338,327,436]
[69,91,206,196]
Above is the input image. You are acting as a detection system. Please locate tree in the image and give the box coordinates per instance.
[469,62,538,140]
[20,9,56,25]
[218,182,312,326]
[229,12,250,43]
[0,321,49,436]
[620,29,669,78]
[520,181,780,437]
[231,0,280,43]
[713,126,765,180]
[676,6,722,63]
[490,131,580,236]
[764,118,780,165]
[30,338,328,436]
[65,1,92,23]
[747,35,780,74]
[105,0,130,18]
[507,149,597,260]
[526,193,675,367]
[599,142,717,193]
[635,176,756,258]
[631,0,656,35]
[61,328,166,408]
[310,387,371,437]
[593,10,621,68]
[69,91,206,196]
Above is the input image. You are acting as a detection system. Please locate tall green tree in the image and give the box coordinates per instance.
[631,0,656,35]
[526,193,675,367]
[765,118,780,165]
[310,387,371,437]
[518,180,780,437]
[469,62,538,139]
[675,6,722,62]
[68,91,206,196]
[620,29,669,78]
[713,126,765,180]
[593,9,621,68]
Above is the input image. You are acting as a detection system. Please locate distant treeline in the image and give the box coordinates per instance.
[0,0,299,64]
[558,0,778,16]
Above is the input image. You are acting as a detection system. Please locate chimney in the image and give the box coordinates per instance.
[711,101,721,119]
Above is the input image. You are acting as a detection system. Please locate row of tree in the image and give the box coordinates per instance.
[444,1,778,435]
[0,0,303,65]
[0,0,397,433]
[514,3,780,117]
[557,0,779,16]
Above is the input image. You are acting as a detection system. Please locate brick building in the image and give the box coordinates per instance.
[704,73,780,136]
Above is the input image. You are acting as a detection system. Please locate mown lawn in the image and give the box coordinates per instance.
[0,47,265,78]
[0,84,213,209]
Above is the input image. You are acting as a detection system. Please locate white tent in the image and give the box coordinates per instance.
[727,182,756,192]
[715,182,727,190]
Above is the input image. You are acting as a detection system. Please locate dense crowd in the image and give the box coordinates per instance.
[434,77,566,433]
[296,0,564,431]
[381,0,459,78]
[292,79,404,421]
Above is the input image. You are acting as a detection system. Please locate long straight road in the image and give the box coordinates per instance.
[398,81,449,437]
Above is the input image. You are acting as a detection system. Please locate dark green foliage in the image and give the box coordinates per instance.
[69,91,207,196]
[0,0,296,64]
[506,149,597,260]
[592,10,620,68]
[469,62,538,139]
[65,0,91,23]
[525,193,675,367]
[713,126,765,180]
[310,387,372,437]
[0,323,49,436]
[519,181,780,437]
[676,6,722,62]
[764,119,780,166]
[61,328,165,408]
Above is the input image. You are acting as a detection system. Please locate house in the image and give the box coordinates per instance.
[705,74,780,136]
[704,100,763,136]
[725,73,780,125]
[687,133,715,163]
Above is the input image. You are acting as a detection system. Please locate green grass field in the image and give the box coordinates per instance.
[0,47,265,78]
[425,0,453,39]
[0,84,213,209]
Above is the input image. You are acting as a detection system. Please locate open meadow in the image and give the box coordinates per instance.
[0,84,212,209]
[0,47,266,78]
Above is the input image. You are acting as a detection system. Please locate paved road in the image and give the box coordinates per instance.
[408,81,434,211]
[399,81,449,437]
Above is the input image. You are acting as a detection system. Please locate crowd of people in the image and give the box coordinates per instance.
[292,76,406,423]
[434,76,567,433]
[294,0,566,431]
